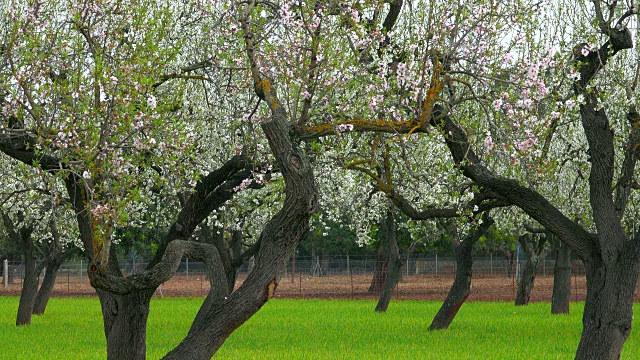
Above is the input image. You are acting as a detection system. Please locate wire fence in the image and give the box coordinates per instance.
[0,255,606,303]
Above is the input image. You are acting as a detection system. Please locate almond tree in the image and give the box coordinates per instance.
[0,1,316,359]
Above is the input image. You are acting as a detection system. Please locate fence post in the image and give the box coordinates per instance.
[347,255,353,297]
[3,259,7,288]
[435,254,438,276]
[186,258,189,280]
[490,254,493,276]
[406,257,409,276]
[80,259,83,283]
[291,254,295,283]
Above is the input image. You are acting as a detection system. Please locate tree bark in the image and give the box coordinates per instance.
[429,231,473,330]
[161,33,319,357]
[429,215,493,330]
[576,251,640,359]
[33,258,62,315]
[1,212,37,326]
[551,242,571,315]
[515,234,547,306]
[98,289,155,360]
[368,241,389,294]
[16,240,37,326]
[375,209,400,312]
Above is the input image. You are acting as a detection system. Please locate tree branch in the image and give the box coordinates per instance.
[430,105,597,261]
[91,240,228,296]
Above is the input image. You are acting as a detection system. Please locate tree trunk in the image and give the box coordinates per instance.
[429,215,492,330]
[33,259,62,315]
[514,258,538,305]
[429,233,473,330]
[160,74,318,359]
[374,210,400,312]
[575,253,639,359]
[504,251,514,278]
[551,242,571,315]
[515,234,547,306]
[16,228,37,326]
[16,251,38,326]
[368,240,389,294]
[98,289,155,360]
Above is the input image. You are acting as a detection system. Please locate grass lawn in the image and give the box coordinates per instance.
[0,297,638,359]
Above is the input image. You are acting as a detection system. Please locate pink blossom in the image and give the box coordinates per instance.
[147,95,157,109]
[484,132,494,150]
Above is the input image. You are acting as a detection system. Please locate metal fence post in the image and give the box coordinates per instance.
[186,258,189,280]
[490,254,493,276]
[435,254,438,276]
[3,259,7,288]
[80,259,83,283]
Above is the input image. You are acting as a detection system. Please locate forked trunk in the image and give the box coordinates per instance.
[33,259,62,315]
[551,243,571,314]
[575,253,639,360]
[161,89,318,358]
[162,227,306,359]
[429,235,473,330]
[98,289,154,360]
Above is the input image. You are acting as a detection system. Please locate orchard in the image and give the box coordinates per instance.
[0,0,639,359]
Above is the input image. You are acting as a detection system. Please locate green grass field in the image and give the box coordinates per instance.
[0,297,638,359]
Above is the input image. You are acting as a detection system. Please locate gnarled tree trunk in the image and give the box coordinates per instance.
[161,47,319,357]
[98,288,155,360]
[551,242,571,315]
[576,250,639,359]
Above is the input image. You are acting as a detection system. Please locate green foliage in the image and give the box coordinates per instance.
[1,297,638,359]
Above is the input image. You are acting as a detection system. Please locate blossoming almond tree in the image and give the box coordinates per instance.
[0,0,316,358]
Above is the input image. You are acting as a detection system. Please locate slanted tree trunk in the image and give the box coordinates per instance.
[429,215,493,330]
[160,58,319,358]
[368,241,388,294]
[551,242,571,315]
[375,209,400,312]
[515,233,548,306]
[32,257,62,315]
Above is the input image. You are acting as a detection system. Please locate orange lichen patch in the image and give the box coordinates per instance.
[418,77,444,127]
[343,159,372,168]
[301,119,423,140]
[256,78,272,94]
